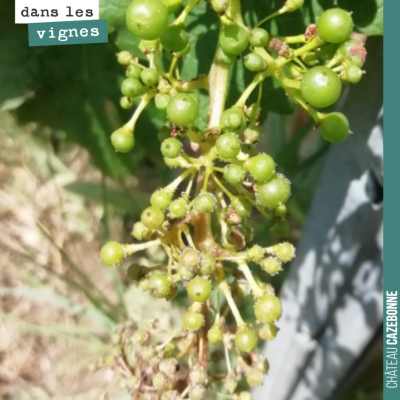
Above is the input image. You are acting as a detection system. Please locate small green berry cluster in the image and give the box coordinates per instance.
[100,0,365,398]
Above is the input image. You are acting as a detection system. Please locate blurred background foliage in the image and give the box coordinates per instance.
[0,0,382,398]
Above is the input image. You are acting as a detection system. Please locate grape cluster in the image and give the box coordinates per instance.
[100,0,365,398]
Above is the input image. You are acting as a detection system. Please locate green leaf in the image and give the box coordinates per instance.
[64,180,147,211]
[99,0,132,32]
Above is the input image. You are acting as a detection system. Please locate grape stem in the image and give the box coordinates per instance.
[123,239,161,255]
[125,93,155,131]
[237,262,264,298]
[173,0,200,26]
[256,5,290,28]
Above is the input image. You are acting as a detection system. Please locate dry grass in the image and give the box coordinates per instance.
[0,112,122,399]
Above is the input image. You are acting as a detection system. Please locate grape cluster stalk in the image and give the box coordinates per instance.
[98,0,367,399]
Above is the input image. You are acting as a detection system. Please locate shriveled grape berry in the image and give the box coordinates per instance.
[187,277,212,302]
[151,189,173,210]
[193,192,216,214]
[319,112,349,143]
[225,164,246,186]
[100,241,124,266]
[126,0,169,41]
[317,8,353,44]
[141,206,165,230]
[216,133,241,159]
[111,127,135,153]
[300,66,342,108]
[161,25,189,52]
[167,93,199,126]
[220,24,249,55]
[121,78,143,98]
[254,294,282,323]
[257,176,291,209]
[249,28,269,47]
[234,327,257,352]
[161,137,183,158]
[184,311,204,331]
[247,154,275,183]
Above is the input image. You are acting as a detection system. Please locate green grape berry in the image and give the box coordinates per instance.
[193,192,216,214]
[247,245,264,263]
[211,0,228,13]
[246,369,264,387]
[225,164,246,186]
[149,273,171,298]
[151,188,173,210]
[220,24,249,55]
[215,47,236,66]
[179,265,195,281]
[259,323,278,341]
[161,137,183,158]
[111,127,135,153]
[239,392,253,400]
[220,108,246,133]
[244,124,262,144]
[338,39,367,67]
[254,294,282,324]
[126,0,169,40]
[155,93,171,110]
[260,257,282,275]
[286,0,304,12]
[120,96,133,110]
[181,248,200,270]
[161,25,189,52]
[257,176,291,209]
[132,221,151,240]
[319,112,349,143]
[247,154,275,183]
[187,277,212,303]
[300,66,342,108]
[140,68,159,86]
[126,64,142,79]
[272,218,290,238]
[141,206,165,230]
[249,28,269,47]
[274,204,287,217]
[342,64,363,84]
[318,43,338,63]
[317,8,354,44]
[183,311,205,331]
[268,242,296,263]
[168,197,188,219]
[121,78,143,98]
[231,197,252,218]
[216,133,241,159]
[167,93,199,126]
[208,324,223,344]
[244,53,267,72]
[127,264,142,281]
[199,252,216,276]
[139,39,159,54]
[117,50,132,65]
[234,327,257,353]
[100,241,124,266]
